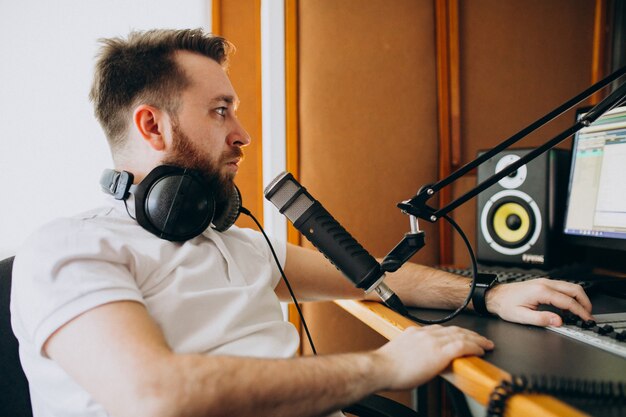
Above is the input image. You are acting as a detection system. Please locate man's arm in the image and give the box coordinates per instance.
[278,243,594,326]
[382,262,594,326]
[44,300,493,417]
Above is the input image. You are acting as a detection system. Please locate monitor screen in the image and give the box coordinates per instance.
[563,105,626,250]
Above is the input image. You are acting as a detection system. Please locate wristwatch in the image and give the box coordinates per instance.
[472,273,498,316]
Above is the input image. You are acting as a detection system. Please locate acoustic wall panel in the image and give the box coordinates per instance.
[452,0,595,266]
[459,0,595,162]
[298,0,440,262]
[220,0,264,229]
[297,0,440,407]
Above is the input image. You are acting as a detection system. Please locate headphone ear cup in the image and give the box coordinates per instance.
[135,166,216,241]
[212,185,242,232]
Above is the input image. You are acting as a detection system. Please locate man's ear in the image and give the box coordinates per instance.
[132,105,170,151]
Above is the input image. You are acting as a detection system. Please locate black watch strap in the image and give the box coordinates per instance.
[472,273,498,316]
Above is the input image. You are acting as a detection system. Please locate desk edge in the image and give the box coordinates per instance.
[334,299,589,417]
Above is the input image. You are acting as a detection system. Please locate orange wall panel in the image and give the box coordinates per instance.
[459,0,595,162]
[299,0,440,263]
[298,0,440,407]
[220,0,264,229]
[451,0,595,265]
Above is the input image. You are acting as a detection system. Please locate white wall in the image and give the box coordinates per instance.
[260,0,287,240]
[0,0,209,259]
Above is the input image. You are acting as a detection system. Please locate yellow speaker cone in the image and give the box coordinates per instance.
[492,202,531,243]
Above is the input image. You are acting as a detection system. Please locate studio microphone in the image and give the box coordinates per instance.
[264,172,408,316]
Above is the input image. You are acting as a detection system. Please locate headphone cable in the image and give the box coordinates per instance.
[240,207,318,355]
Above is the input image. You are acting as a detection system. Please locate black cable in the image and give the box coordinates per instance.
[400,213,479,324]
[124,200,136,220]
[243,206,478,336]
[486,375,626,417]
[240,207,318,355]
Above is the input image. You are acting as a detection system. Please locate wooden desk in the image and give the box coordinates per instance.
[336,290,626,417]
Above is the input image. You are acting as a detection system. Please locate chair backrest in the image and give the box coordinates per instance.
[0,256,33,417]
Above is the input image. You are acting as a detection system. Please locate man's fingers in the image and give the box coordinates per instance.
[534,283,594,321]
[378,325,495,391]
[538,279,593,313]
[510,308,563,327]
[426,325,495,353]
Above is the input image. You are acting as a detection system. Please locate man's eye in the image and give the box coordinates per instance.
[216,107,227,116]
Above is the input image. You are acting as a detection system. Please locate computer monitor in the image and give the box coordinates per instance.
[563,105,626,253]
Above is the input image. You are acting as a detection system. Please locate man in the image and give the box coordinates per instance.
[11,29,592,417]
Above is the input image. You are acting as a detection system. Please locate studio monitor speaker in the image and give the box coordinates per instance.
[476,148,570,268]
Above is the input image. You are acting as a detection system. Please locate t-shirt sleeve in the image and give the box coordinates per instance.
[12,218,145,357]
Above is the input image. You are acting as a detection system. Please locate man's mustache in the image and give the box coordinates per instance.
[220,147,244,163]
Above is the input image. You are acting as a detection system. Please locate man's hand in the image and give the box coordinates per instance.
[485,278,593,326]
[374,325,494,391]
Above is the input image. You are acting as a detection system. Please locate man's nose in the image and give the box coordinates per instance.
[228,118,251,147]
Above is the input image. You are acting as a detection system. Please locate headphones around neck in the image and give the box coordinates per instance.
[100,165,242,241]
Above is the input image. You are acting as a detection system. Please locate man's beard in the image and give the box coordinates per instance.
[162,121,243,217]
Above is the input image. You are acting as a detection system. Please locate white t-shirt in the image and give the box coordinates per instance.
[11,197,300,416]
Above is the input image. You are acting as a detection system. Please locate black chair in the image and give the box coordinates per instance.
[343,394,419,416]
[0,256,418,416]
[0,256,33,417]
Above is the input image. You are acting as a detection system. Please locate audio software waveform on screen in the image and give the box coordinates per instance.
[564,106,626,240]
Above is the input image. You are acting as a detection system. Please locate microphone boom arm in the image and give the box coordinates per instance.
[383,66,626,273]
[399,66,626,224]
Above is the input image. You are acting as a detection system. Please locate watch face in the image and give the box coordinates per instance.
[476,273,498,287]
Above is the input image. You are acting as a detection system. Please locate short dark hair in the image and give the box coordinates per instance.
[89,28,234,154]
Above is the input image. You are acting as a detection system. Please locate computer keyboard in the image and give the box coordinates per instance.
[548,312,626,359]
[438,265,626,358]
[437,265,584,286]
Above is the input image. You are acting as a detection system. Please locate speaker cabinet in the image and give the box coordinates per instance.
[476,149,570,268]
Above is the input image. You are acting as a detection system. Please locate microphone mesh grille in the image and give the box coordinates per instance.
[283,194,313,222]
[267,179,299,210]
